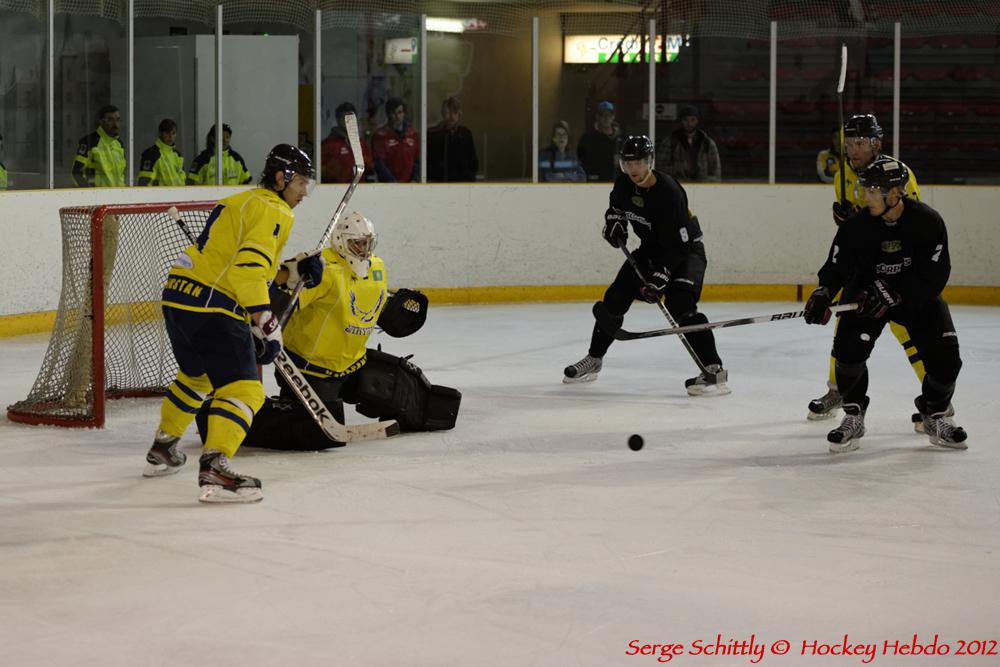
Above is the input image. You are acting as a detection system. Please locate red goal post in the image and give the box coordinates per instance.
[7,201,217,428]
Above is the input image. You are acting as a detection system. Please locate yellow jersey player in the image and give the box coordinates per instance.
[143,144,323,503]
[211,213,460,451]
[277,211,389,416]
[808,113,932,430]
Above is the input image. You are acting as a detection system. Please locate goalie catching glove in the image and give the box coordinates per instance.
[603,208,628,248]
[377,288,428,338]
[250,310,282,364]
[281,249,325,290]
[855,279,901,318]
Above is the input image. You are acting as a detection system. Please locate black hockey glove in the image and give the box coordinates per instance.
[281,250,325,290]
[602,208,628,248]
[855,279,902,319]
[250,310,283,364]
[803,286,833,325]
[832,201,854,226]
[639,264,671,303]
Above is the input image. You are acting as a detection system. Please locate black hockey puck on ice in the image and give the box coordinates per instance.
[628,434,644,451]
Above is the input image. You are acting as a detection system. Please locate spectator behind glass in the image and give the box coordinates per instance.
[372,97,419,183]
[656,105,721,182]
[0,132,8,190]
[138,118,186,186]
[539,120,585,182]
[427,96,478,182]
[322,102,375,183]
[577,100,623,182]
[187,124,252,185]
[72,105,126,187]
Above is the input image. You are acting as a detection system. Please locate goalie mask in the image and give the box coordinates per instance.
[332,212,377,277]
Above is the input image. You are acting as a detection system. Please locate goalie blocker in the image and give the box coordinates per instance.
[195,347,461,451]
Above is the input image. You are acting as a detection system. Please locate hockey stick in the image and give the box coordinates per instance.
[837,44,848,207]
[168,205,197,244]
[596,302,858,341]
[274,351,399,443]
[168,207,397,443]
[279,112,365,327]
[617,241,720,381]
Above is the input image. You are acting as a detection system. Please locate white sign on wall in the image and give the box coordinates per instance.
[385,37,418,65]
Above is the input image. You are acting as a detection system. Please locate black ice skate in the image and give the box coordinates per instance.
[807,384,842,420]
[911,401,954,434]
[198,450,263,503]
[827,401,867,453]
[685,364,730,396]
[563,355,602,384]
[143,429,187,477]
[916,398,967,449]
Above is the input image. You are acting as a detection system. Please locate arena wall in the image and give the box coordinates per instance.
[1,184,998,332]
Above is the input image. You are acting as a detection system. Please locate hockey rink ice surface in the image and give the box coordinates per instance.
[1,301,998,667]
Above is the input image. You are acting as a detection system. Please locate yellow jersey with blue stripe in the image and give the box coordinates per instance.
[283,250,388,377]
[162,188,294,320]
[835,153,921,209]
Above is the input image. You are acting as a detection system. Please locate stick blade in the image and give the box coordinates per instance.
[837,43,848,93]
[343,112,365,173]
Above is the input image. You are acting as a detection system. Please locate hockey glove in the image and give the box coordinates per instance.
[639,265,671,303]
[250,310,283,365]
[602,208,628,248]
[856,279,902,319]
[832,201,854,226]
[803,286,833,325]
[281,250,325,290]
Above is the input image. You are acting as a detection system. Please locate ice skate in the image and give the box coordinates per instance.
[563,355,602,384]
[198,450,263,504]
[912,401,954,434]
[807,384,842,420]
[143,429,186,477]
[916,398,967,449]
[685,364,730,396]
[827,401,867,453]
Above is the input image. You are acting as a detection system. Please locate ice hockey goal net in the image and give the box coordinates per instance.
[7,201,217,428]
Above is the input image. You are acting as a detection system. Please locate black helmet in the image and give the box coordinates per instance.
[844,113,883,139]
[858,156,909,192]
[263,143,315,182]
[620,135,654,161]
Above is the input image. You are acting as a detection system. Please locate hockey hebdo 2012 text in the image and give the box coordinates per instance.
[624,633,998,663]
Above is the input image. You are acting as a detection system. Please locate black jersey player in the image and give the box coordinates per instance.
[563,135,728,395]
[803,157,967,453]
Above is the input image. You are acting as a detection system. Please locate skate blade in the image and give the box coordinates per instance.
[807,409,838,421]
[686,382,731,397]
[198,485,264,504]
[562,373,598,385]
[929,437,968,450]
[143,461,185,478]
[828,439,861,454]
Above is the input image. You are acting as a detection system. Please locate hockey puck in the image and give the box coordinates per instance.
[628,434,644,451]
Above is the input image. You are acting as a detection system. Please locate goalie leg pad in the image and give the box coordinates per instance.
[354,348,461,431]
[196,397,347,451]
